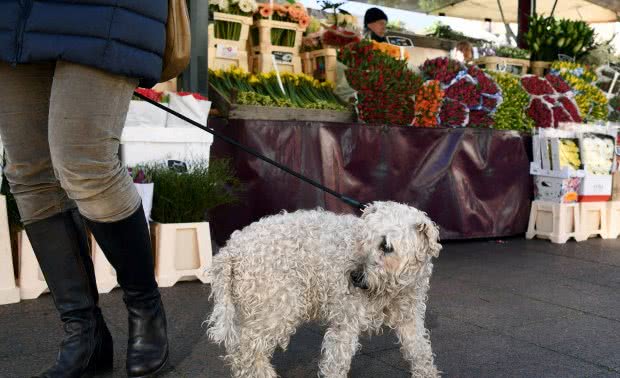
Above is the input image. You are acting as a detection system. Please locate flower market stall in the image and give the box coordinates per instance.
[197,1,620,243]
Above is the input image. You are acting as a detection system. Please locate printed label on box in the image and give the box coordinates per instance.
[216,45,239,59]
[272,51,293,64]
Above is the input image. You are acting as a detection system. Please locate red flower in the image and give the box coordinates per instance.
[545,74,571,94]
[558,96,582,122]
[135,87,163,102]
[468,109,495,128]
[527,98,554,128]
[552,105,572,127]
[444,78,481,108]
[521,76,555,96]
[439,98,469,128]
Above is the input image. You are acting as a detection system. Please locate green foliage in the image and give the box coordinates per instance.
[143,159,243,224]
[425,22,487,44]
[525,15,596,61]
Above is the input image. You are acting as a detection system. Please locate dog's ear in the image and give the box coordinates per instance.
[415,221,442,260]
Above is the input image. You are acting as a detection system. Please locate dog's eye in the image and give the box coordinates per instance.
[380,237,394,254]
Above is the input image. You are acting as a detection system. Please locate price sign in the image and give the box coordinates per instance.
[386,36,414,47]
[272,51,293,64]
[216,44,239,59]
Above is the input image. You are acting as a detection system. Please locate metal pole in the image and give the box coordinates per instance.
[182,0,209,98]
[517,0,532,49]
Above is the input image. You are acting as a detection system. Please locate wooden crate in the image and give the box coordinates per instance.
[473,56,530,76]
[208,13,253,71]
[531,61,552,77]
[310,48,338,84]
[250,19,305,74]
[208,84,355,122]
[526,201,581,243]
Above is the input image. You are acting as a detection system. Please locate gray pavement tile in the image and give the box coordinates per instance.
[0,310,62,358]
[428,283,581,332]
[0,293,56,316]
[369,330,606,378]
[587,370,620,377]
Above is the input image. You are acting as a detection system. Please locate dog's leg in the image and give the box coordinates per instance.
[318,324,360,378]
[228,329,279,378]
[395,316,439,378]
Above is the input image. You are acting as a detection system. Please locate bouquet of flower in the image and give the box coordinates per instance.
[521,75,555,96]
[609,95,620,122]
[444,77,481,108]
[255,2,309,46]
[439,98,469,128]
[371,40,410,61]
[488,72,534,131]
[468,109,494,128]
[550,62,608,122]
[211,0,258,40]
[209,67,344,110]
[545,73,572,94]
[413,80,444,128]
[134,88,167,103]
[420,57,463,85]
[338,40,422,125]
[527,98,554,128]
[468,66,499,95]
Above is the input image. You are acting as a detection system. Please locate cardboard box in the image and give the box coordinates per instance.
[534,175,581,203]
[579,174,612,202]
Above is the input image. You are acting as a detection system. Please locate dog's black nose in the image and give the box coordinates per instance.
[350,269,369,290]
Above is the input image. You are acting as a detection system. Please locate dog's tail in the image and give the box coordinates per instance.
[206,254,239,350]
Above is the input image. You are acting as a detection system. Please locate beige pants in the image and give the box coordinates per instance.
[0,61,140,224]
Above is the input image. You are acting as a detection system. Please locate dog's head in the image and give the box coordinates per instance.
[348,201,441,295]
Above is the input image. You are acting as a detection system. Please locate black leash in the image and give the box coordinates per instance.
[134,91,366,211]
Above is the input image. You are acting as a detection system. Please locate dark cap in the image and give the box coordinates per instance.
[364,7,388,27]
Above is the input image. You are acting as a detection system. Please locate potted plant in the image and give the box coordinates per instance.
[525,15,596,76]
[145,159,242,287]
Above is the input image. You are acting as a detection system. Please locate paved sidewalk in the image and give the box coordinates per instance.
[1,238,619,377]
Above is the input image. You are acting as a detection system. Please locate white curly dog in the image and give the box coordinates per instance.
[207,201,441,378]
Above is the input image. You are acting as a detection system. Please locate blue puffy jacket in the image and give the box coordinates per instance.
[0,0,168,87]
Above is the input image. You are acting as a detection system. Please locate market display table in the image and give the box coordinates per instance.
[208,118,532,245]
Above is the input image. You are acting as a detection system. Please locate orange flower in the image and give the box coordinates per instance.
[299,15,310,29]
[259,5,273,17]
[288,7,301,20]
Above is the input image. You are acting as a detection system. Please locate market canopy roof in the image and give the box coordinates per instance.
[358,0,620,22]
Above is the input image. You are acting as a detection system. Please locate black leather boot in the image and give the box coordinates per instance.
[84,205,168,378]
[25,209,113,378]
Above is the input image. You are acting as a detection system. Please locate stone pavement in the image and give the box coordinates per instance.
[1,238,619,377]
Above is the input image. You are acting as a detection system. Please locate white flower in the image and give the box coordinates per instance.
[218,0,229,12]
[238,0,252,13]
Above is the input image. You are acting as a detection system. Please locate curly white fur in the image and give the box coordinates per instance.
[207,201,441,378]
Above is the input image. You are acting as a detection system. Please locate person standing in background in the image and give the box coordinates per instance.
[364,7,388,43]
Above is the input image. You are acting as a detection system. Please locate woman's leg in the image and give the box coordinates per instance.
[48,60,168,377]
[0,62,112,377]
